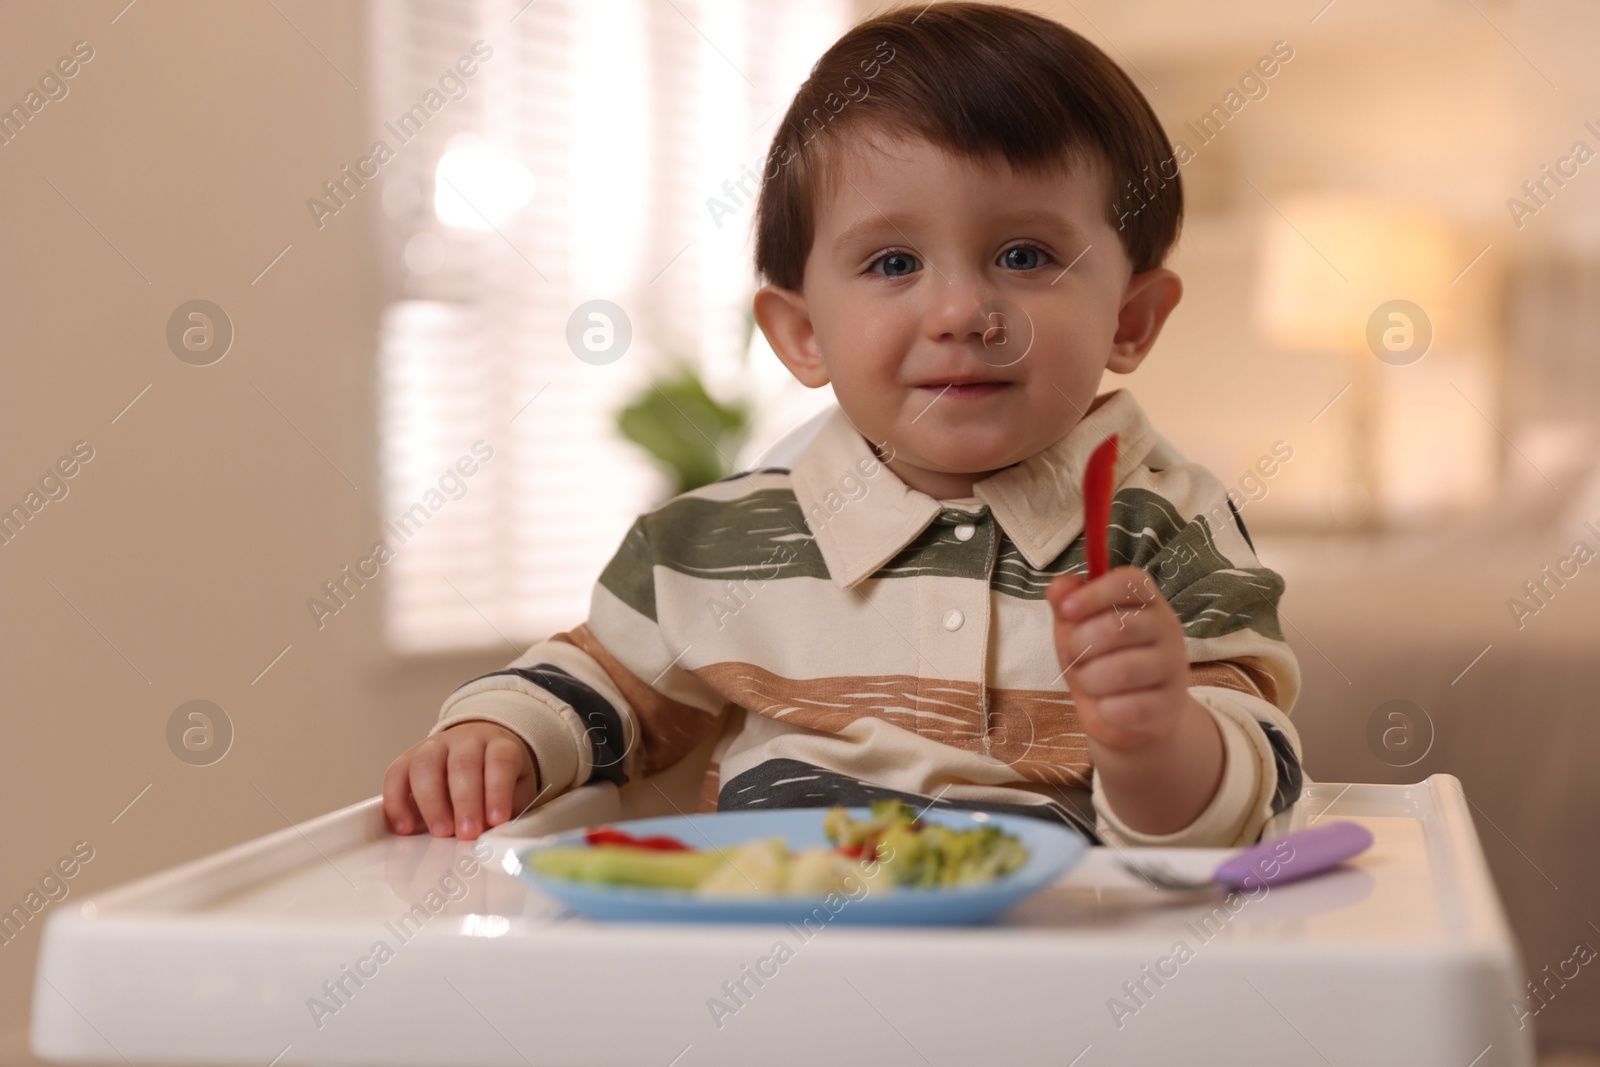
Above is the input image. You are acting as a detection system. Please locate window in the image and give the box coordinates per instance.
[368,0,850,652]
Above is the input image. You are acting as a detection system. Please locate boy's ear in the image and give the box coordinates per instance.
[1106,267,1183,374]
[753,284,830,388]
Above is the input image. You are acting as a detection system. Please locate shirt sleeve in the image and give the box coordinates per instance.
[430,514,728,803]
[1088,468,1305,848]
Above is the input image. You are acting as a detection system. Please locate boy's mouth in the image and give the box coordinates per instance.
[917,377,1011,398]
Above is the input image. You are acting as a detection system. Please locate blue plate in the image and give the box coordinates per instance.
[509,807,1087,925]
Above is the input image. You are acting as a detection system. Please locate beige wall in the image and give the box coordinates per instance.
[0,2,507,1051]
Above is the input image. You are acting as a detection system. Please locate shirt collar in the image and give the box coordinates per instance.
[790,389,1161,589]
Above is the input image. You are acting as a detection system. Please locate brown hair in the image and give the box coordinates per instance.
[752,1,1183,292]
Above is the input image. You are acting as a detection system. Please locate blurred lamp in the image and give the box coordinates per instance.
[1253,196,1457,528]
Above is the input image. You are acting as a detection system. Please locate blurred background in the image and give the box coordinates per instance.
[2,0,1598,1061]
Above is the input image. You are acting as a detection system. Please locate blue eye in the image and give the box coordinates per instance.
[868,251,920,278]
[1001,244,1051,271]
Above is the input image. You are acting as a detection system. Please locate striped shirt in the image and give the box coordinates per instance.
[431,389,1304,846]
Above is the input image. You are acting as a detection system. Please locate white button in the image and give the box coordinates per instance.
[954,523,976,541]
[942,608,964,631]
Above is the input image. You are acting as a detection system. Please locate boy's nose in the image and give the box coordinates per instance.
[923,280,997,344]
[924,297,1034,369]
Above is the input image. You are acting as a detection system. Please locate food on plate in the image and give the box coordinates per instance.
[527,800,1029,896]
[829,801,1031,888]
[696,836,799,895]
[528,843,723,888]
[581,826,693,850]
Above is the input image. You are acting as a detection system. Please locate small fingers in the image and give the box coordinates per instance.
[1056,603,1164,663]
[446,740,487,839]
[482,736,529,827]
[382,754,423,835]
[1057,586,1182,662]
[1066,647,1172,699]
[1055,566,1161,622]
[399,791,426,836]
[408,738,455,837]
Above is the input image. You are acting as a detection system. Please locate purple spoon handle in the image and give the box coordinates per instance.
[1213,820,1373,890]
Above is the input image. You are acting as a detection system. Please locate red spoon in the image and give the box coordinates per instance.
[1083,433,1119,579]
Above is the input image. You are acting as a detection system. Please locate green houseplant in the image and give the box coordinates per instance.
[615,361,754,499]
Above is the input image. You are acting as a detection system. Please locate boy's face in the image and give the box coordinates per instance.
[754,131,1181,500]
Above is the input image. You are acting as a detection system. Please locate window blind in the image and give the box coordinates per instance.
[367,0,851,653]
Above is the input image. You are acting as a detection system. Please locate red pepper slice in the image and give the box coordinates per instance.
[632,835,692,851]
[583,826,691,851]
[1083,433,1119,580]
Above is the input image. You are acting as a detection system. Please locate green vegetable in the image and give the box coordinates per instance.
[530,844,723,888]
[825,800,1028,888]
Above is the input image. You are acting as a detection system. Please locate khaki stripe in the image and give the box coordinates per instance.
[551,624,722,778]
[694,662,986,746]
[1185,629,1299,710]
[693,661,1093,788]
[1189,661,1256,697]
[1188,657,1279,707]
[985,689,1092,788]
[1230,655,1280,706]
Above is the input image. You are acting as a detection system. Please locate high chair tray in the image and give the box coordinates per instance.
[31,774,1534,1066]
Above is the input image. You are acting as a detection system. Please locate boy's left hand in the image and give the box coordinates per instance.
[1045,566,1191,752]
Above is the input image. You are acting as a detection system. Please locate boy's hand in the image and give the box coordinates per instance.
[382,722,542,840]
[1046,566,1227,835]
[1045,566,1191,751]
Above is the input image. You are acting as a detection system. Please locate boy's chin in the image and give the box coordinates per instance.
[915,449,1023,480]
[908,431,1025,471]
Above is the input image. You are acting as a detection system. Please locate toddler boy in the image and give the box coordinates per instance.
[383,1,1303,848]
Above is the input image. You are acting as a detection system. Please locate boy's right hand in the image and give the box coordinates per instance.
[382,722,542,840]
